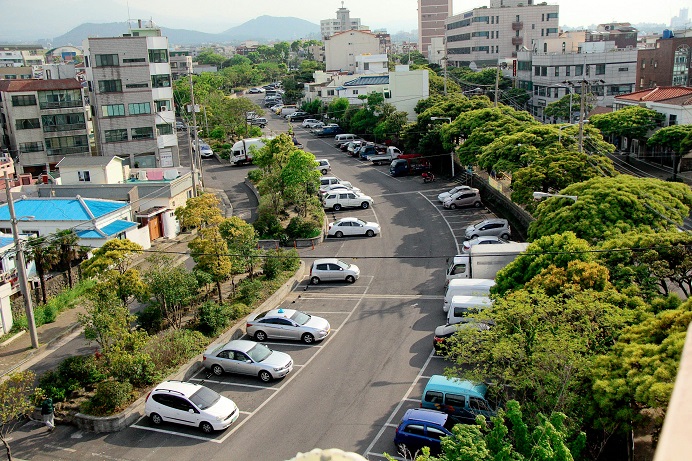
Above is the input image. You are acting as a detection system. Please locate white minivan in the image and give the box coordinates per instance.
[446,295,493,325]
[334,134,357,146]
[443,279,495,312]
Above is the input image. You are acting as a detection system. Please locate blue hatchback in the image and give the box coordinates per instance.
[394,408,455,456]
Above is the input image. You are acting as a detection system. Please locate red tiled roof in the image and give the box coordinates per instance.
[0,78,82,93]
[616,86,692,103]
[588,106,613,117]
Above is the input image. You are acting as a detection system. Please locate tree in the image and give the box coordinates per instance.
[590,106,665,142]
[142,255,199,329]
[327,97,350,121]
[188,226,232,303]
[81,239,143,278]
[79,288,136,352]
[52,229,79,288]
[0,370,36,461]
[174,193,224,230]
[195,49,226,67]
[220,216,260,281]
[647,124,692,176]
[544,93,592,122]
[280,150,321,218]
[528,176,692,243]
[26,236,58,304]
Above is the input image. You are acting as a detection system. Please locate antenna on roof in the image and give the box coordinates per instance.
[127,1,131,32]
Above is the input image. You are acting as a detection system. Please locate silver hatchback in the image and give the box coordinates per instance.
[202,339,293,382]
[309,258,360,284]
[246,308,331,343]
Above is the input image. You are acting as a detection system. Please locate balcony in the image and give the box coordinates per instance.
[43,123,87,133]
[512,37,524,46]
[47,146,90,156]
[512,21,523,31]
[39,100,82,110]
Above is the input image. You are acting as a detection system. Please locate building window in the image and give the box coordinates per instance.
[94,54,119,67]
[352,90,359,95]
[542,13,545,21]
[131,127,154,139]
[327,90,335,96]
[595,64,606,75]
[98,79,122,93]
[19,141,43,153]
[105,129,128,142]
[41,113,85,132]
[15,118,40,130]
[669,114,677,126]
[45,135,89,155]
[122,57,146,63]
[128,102,151,115]
[102,104,125,117]
[575,65,583,76]
[641,60,645,69]
[157,123,173,135]
[148,49,169,63]
[38,89,81,109]
[534,66,540,76]
[155,99,172,112]
[541,66,547,76]
[566,66,571,76]
[11,94,37,106]
[547,12,558,20]
[125,82,149,89]
[78,171,91,182]
[554,66,559,76]
[363,63,369,70]
[618,67,628,72]
[151,74,171,88]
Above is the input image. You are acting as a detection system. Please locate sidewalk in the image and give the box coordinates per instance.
[0,232,198,378]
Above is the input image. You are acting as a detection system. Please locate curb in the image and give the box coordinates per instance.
[0,330,25,348]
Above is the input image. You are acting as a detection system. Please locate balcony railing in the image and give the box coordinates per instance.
[47,146,90,156]
[39,100,82,110]
[43,123,87,133]
[512,21,523,31]
[512,37,524,46]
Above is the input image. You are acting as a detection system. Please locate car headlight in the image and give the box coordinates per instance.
[216,415,224,421]
[274,366,284,371]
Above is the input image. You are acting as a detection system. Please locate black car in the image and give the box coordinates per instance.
[287,112,310,121]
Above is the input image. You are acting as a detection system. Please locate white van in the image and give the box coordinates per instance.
[279,107,297,117]
[447,295,493,325]
[334,134,357,146]
[443,279,495,312]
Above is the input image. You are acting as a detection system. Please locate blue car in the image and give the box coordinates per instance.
[394,408,455,456]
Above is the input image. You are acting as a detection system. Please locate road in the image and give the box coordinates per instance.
[10,95,501,461]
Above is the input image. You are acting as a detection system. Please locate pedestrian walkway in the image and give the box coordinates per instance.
[0,232,197,378]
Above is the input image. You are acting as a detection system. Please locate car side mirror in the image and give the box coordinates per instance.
[246,359,252,363]
[188,409,195,414]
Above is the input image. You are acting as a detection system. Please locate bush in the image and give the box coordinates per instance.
[38,370,77,402]
[237,278,264,306]
[145,329,207,371]
[280,248,301,272]
[247,169,263,183]
[253,211,283,239]
[286,216,321,239]
[262,249,283,279]
[197,301,233,335]
[137,305,164,334]
[85,380,133,416]
[107,350,158,388]
[58,355,106,388]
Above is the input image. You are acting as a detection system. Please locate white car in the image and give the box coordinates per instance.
[202,339,293,382]
[328,217,380,238]
[322,191,373,211]
[461,236,511,252]
[438,186,474,203]
[199,143,214,158]
[316,159,331,175]
[145,381,239,433]
[302,119,324,128]
[309,258,360,284]
[320,182,361,197]
[465,218,511,240]
[248,87,265,93]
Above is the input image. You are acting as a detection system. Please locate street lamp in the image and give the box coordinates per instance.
[431,116,455,178]
[533,191,578,202]
[3,171,38,348]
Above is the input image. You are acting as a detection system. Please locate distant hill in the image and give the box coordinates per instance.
[48,16,320,47]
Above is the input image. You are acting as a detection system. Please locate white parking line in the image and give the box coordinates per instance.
[44,444,76,453]
[362,351,436,457]
[130,424,218,442]
[418,192,460,254]
[189,378,279,391]
[373,168,402,182]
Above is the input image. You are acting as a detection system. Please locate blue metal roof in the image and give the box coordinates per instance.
[76,220,137,239]
[0,237,14,248]
[0,198,127,222]
[343,75,389,86]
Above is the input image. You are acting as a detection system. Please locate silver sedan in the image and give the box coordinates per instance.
[202,339,293,382]
[246,308,331,344]
[328,217,380,238]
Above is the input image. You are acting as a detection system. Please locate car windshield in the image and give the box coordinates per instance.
[290,311,311,325]
[189,386,221,410]
[247,343,272,362]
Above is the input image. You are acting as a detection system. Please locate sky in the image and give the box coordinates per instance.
[1,0,690,41]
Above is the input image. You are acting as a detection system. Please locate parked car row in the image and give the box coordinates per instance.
[319,175,374,211]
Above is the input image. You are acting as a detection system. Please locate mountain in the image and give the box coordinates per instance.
[218,15,320,41]
[48,16,320,47]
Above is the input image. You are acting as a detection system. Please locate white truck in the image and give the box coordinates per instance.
[445,242,530,282]
[368,146,404,165]
[230,137,274,165]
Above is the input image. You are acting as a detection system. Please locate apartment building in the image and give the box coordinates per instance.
[636,33,692,89]
[0,45,45,67]
[320,4,367,39]
[83,21,179,169]
[324,30,381,72]
[445,0,558,68]
[0,79,90,175]
[418,0,453,58]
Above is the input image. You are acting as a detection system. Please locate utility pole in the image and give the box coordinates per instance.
[188,57,202,194]
[578,79,586,153]
[443,56,448,96]
[4,171,38,349]
[494,60,500,107]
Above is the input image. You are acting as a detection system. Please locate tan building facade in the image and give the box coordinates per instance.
[324,30,380,72]
[418,0,452,58]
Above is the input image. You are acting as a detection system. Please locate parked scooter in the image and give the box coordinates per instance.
[422,172,436,183]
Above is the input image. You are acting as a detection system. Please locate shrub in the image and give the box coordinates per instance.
[145,329,207,371]
[229,303,250,320]
[237,278,264,306]
[197,301,233,335]
[137,305,164,334]
[107,350,158,388]
[247,169,263,183]
[262,249,283,279]
[280,248,301,272]
[38,370,76,402]
[253,211,283,239]
[286,216,321,239]
[84,380,133,416]
[58,355,106,387]
[41,303,57,323]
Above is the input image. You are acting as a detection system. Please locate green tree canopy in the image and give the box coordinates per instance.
[142,255,199,329]
[544,92,592,121]
[528,176,692,243]
[590,106,665,141]
[647,124,692,154]
[81,239,143,278]
[0,370,37,461]
[174,193,224,230]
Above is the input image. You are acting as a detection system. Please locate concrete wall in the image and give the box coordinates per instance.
[325,31,380,72]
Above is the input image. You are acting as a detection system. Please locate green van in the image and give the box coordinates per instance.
[421,375,495,424]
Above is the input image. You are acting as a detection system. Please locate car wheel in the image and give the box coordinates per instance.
[335,231,344,238]
[366,229,375,237]
[212,364,224,376]
[259,370,272,382]
[310,276,320,285]
[474,201,482,208]
[200,422,214,434]
[471,234,479,239]
[361,202,370,209]
[302,333,315,344]
[333,204,342,211]
[321,169,328,174]
[150,413,163,425]
[501,233,510,240]
[450,204,457,209]
[345,275,356,284]
[254,330,267,342]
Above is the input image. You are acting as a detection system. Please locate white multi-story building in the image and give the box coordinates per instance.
[83,21,179,169]
[320,4,367,39]
[0,79,90,175]
[324,30,381,72]
[419,0,453,58]
[515,47,638,121]
[0,45,45,68]
[445,0,559,68]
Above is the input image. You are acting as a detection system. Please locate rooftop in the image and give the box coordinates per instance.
[57,156,121,168]
[343,75,389,86]
[0,198,128,222]
[0,78,82,92]
[616,86,692,105]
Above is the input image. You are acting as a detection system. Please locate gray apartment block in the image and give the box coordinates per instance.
[83,28,180,169]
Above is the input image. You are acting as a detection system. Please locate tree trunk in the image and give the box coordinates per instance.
[66,264,73,289]
[216,280,223,304]
[39,273,47,305]
[1,432,12,461]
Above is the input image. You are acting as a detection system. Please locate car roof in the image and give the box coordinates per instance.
[263,308,298,319]
[223,339,258,353]
[336,217,364,223]
[153,380,201,397]
[313,258,343,265]
[474,218,508,225]
[402,408,450,425]
[425,375,488,398]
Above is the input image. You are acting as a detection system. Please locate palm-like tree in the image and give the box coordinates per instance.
[26,236,59,304]
[52,229,79,288]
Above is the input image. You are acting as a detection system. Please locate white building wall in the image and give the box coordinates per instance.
[125,225,152,249]
[324,31,380,72]
[389,69,430,121]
